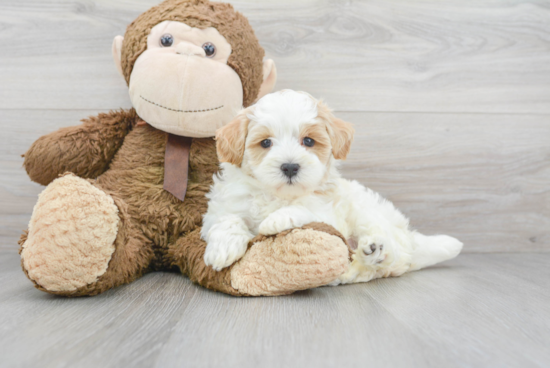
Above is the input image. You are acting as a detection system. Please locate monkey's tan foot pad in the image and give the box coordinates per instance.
[21,174,119,292]
[230,223,350,296]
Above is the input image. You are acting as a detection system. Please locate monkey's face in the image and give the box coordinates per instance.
[125,21,244,137]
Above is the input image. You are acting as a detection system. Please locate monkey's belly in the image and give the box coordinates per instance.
[96,124,215,246]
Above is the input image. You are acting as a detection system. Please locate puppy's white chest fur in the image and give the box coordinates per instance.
[207,163,340,236]
[248,193,290,231]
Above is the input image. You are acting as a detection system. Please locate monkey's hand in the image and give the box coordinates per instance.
[23,109,137,185]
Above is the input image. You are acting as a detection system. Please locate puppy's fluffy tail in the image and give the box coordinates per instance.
[409,233,463,272]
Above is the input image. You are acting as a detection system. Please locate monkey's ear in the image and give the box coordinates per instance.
[255,59,277,102]
[112,36,124,78]
[215,111,251,166]
[318,102,355,160]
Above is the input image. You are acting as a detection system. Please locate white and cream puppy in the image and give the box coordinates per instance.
[201,90,463,284]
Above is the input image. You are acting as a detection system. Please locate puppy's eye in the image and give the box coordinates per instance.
[303,137,315,147]
[260,139,272,148]
[202,42,216,57]
[160,34,174,47]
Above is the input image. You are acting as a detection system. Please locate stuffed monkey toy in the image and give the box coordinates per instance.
[19,0,350,297]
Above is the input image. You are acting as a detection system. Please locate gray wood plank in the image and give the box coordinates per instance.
[0,250,198,368]
[1,250,549,368]
[338,111,550,253]
[1,109,548,252]
[0,0,549,113]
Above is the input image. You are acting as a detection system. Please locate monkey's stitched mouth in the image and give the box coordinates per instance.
[140,96,223,113]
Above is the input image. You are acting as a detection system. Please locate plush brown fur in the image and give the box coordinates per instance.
[21,112,350,296]
[21,112,233,295]
[121,0,264,108]
[20,0,351,297]
[23,109,137,186]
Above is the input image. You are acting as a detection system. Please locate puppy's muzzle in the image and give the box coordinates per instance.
[281,163,300,179]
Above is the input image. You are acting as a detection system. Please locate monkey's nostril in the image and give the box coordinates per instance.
[281,163,300,178]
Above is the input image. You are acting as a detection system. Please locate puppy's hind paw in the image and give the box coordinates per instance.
[356,235,390,267]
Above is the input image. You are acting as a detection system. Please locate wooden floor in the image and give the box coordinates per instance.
[0,250,549,368]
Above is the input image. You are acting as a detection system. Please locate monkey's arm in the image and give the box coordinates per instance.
[23,109,137,186]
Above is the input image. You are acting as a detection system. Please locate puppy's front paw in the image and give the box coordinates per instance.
[204,232,251,271]
[356,234,391,267]
[259,209,310,235]
[259,213,292,235]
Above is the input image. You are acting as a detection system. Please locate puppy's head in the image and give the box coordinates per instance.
[216,90,354,198]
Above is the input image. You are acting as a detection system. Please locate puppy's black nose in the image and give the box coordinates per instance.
[281,163,300,178]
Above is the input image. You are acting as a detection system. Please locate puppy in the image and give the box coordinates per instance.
[201,90,463,284]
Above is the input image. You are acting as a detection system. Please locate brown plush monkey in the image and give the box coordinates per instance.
[19,0,350,297]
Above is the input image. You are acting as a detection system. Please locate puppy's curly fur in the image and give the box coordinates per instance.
[203,90,463,282]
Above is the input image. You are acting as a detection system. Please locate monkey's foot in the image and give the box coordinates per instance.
[21,174,119,292]
[230,223,350,296]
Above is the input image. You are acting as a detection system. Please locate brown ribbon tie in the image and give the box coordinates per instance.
[164,133,192,201]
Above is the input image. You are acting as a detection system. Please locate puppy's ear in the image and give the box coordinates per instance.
[216,111,251,166]
[318,101,355,160]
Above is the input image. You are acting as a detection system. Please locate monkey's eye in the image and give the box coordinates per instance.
[160,34,174,47]
[202,42,216,57]
[303,137,315,147]
[260,139,272,148]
